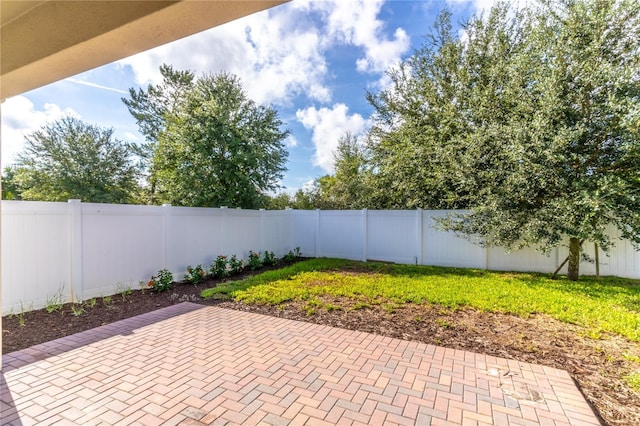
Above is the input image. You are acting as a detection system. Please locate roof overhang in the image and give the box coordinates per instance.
[0,0,287,100]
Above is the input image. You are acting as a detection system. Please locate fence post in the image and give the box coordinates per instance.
[162,204,172,271]
[220,206,227,256]
[416,208,423,265]
[68,199,83,302]
[484,246,489,270]
[315,209,321,258]
[362,209,368,262]
[260,209,265,253]
[285,207,293,256]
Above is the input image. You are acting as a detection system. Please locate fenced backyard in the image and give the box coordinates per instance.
[3,199,639,313]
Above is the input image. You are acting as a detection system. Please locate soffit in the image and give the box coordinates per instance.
[1,0,287,99]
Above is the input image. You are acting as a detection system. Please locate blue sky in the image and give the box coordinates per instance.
[1,0,484,194]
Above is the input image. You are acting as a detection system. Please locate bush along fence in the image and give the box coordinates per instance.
[147,249,298,293]
[2,200,639,313]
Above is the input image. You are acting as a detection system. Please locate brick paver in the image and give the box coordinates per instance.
[1,303,600,425]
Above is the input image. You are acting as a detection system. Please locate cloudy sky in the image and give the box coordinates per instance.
[1,0,484,193]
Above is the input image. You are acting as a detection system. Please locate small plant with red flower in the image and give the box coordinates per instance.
[229,255,244,274]
[210,255,230,278]
[148,268,173,292]
[185,265,206,285]
[247,250,262,270]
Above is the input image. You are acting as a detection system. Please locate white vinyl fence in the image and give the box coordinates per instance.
[3,201,639,313]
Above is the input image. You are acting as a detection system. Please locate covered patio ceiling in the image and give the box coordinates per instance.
[0,0,287,100]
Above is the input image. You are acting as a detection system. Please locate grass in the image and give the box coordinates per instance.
[201,258,640,342]
[625,371,640,392]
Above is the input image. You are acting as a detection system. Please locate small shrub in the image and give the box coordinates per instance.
[71,304,84,316]
[210,255,230,278]
[148,269,173,292]
[247,250,262,270]
[262,251,277,266]
[18,302,30,326]
[282,247,302,262]
[229,255,244,274]
[45,285,65,313]
[185,265,206,285]
[114,283,132,301]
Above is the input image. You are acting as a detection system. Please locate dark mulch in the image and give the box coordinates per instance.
[3,262,639,426]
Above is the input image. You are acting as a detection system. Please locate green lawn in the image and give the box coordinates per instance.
[201,258,640,342]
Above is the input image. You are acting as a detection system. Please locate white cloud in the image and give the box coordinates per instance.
[446,0,497,14]
[1,96,78,167]
[119,4,330,106]
[320,0,410,73]
[302,179,317,192]
[447,0,533,19]
[296,103,369,173]
[123,131,141,142]
[284,134,298,148]
[118,0,410,107]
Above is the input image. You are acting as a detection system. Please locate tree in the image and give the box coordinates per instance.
[266,189,317,210]
[323,132,372,209]
[366,9,481,210]
[122,65,195,201]
[123,67,289,208]
[367,1,640,280]
[1,167,22,200]
[123,64,195,143]
[280,133,373,211]
[11,117,141,203]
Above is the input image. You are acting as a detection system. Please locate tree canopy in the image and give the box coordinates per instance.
[123,66,289,208]
[343,0,640,279]
[9,117,141,203]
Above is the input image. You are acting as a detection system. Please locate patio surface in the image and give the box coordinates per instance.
[1,303,600,425]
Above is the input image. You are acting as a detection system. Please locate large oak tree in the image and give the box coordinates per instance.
[367,0,640,279]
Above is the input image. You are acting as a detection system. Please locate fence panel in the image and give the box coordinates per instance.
[81,203,164,299]
[316,210,365,260]
[367,210,417,264]
[421,211,485,268]
[486,246,558,273]
[262,210,292,257]
[220,209,262,260]
[2,201,71,312]
[289,210,318,258]
[168,206,224,277]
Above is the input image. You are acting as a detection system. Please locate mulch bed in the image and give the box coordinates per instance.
[3,264,639,425]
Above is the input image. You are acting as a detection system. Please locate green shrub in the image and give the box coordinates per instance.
[148,269,173,292]
[247,250,262,270]
[263,251,277,266]
[185,265,206,285]
[210,255,230,278]
[229,255,244,274]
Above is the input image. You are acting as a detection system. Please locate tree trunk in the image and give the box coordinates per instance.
[567,237,581,281]
[594,243,600,279]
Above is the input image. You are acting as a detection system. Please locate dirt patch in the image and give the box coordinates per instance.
[3,266,639,425]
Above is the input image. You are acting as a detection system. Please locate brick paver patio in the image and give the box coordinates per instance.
[1,303,600,425]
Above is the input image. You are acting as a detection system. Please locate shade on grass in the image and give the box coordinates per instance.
[202,258,640,342]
